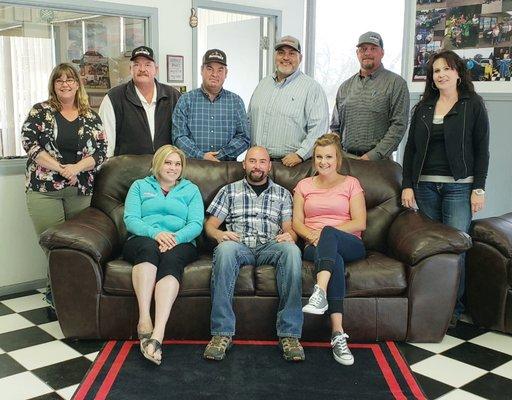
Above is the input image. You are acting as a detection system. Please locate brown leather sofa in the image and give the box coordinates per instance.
[40,155,471,342]
[467,213,512,334]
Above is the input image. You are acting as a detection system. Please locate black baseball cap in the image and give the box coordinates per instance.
[202,49,227,66]
[130,46,155,62]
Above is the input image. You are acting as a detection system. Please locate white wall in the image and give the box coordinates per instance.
[0,170,47,293]
[0,0,306,293]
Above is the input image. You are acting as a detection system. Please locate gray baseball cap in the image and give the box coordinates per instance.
[356,31,384,49]
[274,35,301,53]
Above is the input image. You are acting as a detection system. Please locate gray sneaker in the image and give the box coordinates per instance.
[331,332,354,365]
[302,284,328,314]
[203,336,232,361]
[279,337,305,361]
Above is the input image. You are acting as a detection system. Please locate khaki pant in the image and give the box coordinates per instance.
[26,187,91,236]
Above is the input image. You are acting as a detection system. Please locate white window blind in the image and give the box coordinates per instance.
[0,36,53,157]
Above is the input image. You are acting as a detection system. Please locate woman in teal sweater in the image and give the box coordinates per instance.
[124,145,204,365]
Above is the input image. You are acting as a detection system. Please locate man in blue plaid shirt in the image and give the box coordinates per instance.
[172,49,250,161]
[203,146,304,362]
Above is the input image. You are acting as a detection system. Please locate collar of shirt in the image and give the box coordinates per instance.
[200,85,224,102]
[242,177,274,194]
[272,68,302,87]
[134,82,157,106]
[358,64,385,80]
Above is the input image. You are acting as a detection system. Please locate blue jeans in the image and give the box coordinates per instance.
[303,227,366,314]
[210,240,303,338]
[415,182,472,316]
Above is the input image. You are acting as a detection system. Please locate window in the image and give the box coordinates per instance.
[0,4,150,158]
[310,0,406,111]
[192,1,280,108]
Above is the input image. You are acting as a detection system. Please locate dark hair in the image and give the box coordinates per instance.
[418,49,475,107]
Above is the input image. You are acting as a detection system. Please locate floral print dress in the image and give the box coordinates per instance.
[21,102,107,195]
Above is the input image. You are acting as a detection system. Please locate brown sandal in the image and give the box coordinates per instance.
[137,328,152,353]
[141,338,162,365]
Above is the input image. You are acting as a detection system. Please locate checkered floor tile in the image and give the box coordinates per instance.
[0,290,104,399]
[0,290,511,399]
[397,320,512,399]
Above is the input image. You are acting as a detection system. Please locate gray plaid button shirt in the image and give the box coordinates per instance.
[330,65,410,160]
[206,178,293,248]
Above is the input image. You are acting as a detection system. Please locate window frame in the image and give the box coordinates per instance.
[191,0,282,90]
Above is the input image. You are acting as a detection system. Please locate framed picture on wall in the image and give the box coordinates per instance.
[413,0,512,82]
[167,55,184,83]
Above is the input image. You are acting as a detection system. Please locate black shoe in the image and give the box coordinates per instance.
[448,314,459,329]
[43,288,55,311]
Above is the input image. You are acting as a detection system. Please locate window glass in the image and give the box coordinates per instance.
[0,5,147,157]
[313,0,405,111]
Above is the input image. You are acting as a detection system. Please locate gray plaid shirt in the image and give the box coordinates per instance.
[330,65,410,160]
[207,178,292,248]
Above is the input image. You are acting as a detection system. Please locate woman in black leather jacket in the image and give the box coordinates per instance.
[402,49,490,327]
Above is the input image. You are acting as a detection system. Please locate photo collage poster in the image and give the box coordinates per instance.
[414,0,512,81]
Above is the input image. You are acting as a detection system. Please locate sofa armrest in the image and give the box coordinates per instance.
[388,209,472,265]
[39,207,119,265]
[470,213,512,259]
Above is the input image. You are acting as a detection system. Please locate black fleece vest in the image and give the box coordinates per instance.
[107,80,181,155]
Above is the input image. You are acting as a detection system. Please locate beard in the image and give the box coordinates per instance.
[247,170,267,183]
[362,59,375,70]
[276,64,295,77]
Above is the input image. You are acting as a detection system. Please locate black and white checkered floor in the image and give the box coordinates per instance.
[1,290,511,399]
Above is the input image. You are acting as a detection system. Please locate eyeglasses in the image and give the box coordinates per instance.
[55,79,76,86]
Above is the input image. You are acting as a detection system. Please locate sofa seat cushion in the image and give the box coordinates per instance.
[256,251,408,297]
[103,255,255,296]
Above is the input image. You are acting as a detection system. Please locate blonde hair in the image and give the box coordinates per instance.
[48,63,90,115]
[313,133,343,172]
[151,145,187,179]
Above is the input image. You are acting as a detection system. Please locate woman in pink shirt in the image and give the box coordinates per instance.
[293,133,366,366]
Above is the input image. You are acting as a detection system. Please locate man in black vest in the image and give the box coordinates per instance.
[99,46,181,156]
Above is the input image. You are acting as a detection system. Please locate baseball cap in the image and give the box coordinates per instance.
[202,49,227,66]
[130,46,155,62]
[274,35,301,53]
[356,32,384,49]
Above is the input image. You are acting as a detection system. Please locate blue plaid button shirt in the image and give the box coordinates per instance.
[172,87,250,160]
[207,178,293,248]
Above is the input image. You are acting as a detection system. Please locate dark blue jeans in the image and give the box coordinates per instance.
[415,182,472,316]
[303,226,366,314]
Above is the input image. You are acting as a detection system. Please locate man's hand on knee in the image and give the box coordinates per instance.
[214,230,240,244]
[275,232,295,243]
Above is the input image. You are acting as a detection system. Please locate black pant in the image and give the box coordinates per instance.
[123,236,198,282]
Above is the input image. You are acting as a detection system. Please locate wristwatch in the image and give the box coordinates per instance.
[473,189,485,196]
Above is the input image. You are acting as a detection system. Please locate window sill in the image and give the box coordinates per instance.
[0,157,27,175]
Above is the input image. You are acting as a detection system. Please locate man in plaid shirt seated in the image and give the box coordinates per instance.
[172,49,250,161]
[203,146,304,362]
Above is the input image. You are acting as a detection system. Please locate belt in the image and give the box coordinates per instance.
[343,148,367,157]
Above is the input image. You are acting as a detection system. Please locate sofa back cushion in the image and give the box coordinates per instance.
[92,155,402,253]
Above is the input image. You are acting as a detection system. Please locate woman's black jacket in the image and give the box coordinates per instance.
[402,91,489,190]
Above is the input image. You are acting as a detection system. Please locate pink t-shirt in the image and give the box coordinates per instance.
[294,175,364,238]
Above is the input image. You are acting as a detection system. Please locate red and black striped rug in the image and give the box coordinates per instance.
[74,340,426,400]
